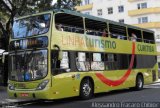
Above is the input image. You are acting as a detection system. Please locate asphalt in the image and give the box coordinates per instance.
[0,79,160,107]
[0,86,37,107]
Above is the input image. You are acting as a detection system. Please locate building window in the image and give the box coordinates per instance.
[138,18,141,24]
[137,2,147,9]
[108,7,113,14]
[118,5,124,13]
[157,35,160,39]
[138,17,148,24]
[97,9,102,16]
[141,3,147,9]
[119,19,124,23]
[142,17,148,23]
[85,0,90,5]
[138,3,141,9]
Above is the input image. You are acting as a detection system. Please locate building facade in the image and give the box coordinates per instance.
[76,0,160,62]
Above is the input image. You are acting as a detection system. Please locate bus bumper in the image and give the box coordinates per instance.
[8,87,54,100]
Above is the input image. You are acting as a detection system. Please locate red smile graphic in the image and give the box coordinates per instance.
[95,42,135,86]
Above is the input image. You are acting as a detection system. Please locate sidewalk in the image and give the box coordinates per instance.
[0,86,8,102]
[155,78,160,83]
[0,86,9,107]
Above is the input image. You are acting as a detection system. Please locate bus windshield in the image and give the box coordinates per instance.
[9,50,47,81]
[12,14,51,38]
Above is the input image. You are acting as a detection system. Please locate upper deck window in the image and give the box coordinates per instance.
[143,31,155,44]
[137,2,147,9]
[12,14,51,38]
[128,28,142,42]
[109,23,127,40]
[55,13,84,34]
[97,9,103,16]
[85,18,107,37]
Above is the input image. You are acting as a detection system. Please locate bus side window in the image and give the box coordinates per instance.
[51,51,70,75]
[128,28,142,42]
[76,52,90,71]
[128,54,137,69]
[85,18,108,37]
[117,54,129,70]
[106,53,117,70]
[107,54,113,70]
[60,51,70,71]
[105,53,109,70]
[109,23,127,40]
[91,53,104,71]
[55,13,84,34]
[143,31,155,44]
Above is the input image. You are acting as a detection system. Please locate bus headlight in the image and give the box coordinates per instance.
[8,83,15,90]
[36,80,49,90]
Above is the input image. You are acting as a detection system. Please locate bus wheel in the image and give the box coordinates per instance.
[80,78,93,100]
[135,75,144,90]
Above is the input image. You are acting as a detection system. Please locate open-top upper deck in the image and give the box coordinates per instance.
[51,9,156,55]
[10,9,156,56]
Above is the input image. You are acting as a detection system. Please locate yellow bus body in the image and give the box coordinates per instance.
[8,11,158,100]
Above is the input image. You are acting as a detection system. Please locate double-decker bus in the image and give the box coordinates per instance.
[8,9,158,100]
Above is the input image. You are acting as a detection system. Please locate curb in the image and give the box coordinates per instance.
[154,79,160,84]
[0,99,39,107]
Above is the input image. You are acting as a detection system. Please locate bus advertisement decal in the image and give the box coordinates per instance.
[95,42,135,86]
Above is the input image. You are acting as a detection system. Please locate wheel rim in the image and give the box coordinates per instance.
[82,83,91,96]
[138,77,143,88]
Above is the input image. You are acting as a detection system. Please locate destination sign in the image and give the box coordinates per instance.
[10,36,48,50]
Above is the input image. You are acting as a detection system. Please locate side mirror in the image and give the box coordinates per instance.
[53,44,62,60]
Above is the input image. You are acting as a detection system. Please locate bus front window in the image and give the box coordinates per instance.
[12,14,51,38]
[9,50,47,81]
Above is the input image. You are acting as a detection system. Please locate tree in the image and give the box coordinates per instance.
[0,0,53,51]
[53,0,81,10]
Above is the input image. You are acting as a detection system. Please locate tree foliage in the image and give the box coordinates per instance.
[53,0,81,10]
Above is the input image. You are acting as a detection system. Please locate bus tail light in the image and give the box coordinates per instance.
[36,80,49,90]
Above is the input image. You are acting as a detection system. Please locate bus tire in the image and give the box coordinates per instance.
[80,78,93,100]
[135,74,144,90]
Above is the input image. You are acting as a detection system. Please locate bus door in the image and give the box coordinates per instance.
[51,50,79,96]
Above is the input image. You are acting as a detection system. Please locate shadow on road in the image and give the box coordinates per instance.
[93,88,150,98]
[20,88,151,108]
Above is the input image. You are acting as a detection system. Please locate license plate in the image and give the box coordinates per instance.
[21,93,29,97]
